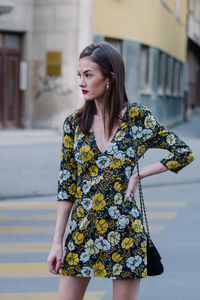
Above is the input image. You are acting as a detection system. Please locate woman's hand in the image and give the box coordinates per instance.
[47,243,63,275]
[124,173,139,201]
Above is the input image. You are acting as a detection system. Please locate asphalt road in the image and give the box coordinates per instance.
[0,110,199,300]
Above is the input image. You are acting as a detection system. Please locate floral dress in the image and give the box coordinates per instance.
[57,102,194,279]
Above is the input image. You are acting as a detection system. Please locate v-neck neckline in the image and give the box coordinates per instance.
[91,103,130,155]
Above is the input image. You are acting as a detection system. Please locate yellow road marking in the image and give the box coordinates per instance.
[0,243,52,253]
[0,200,186,210]
[0,214,56,221]
[148,211,177,219]
[0,202,57,210]
[0,263,52,277]
[146,201,186,208]
[0,226,55,234]
[0,292,105,300]
[149,224,164,233]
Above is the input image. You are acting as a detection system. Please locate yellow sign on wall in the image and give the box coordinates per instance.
[46,51,62,76]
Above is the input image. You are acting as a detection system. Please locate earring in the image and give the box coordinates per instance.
[106,84,109,90]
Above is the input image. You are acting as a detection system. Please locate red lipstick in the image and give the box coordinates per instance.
[82,90,89,94]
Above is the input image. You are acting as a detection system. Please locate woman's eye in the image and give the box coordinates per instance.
[86,74,91,78]
[77,73,81,77]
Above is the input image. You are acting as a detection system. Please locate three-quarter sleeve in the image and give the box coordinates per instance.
[57,114,77,202]
[139,106,194,174]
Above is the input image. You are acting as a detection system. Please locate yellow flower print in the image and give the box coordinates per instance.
[131,219,143,233]
[129,107,139,118]
[144,115,156,129]
[166,134,176,145]
[76,186,83,198]
[114,182,122,192]
[92,194,106,211]
[95,219,108,234]
[68,183,76,195]
[89,166,98,176]
[63,135,73,148]
[66,253,79,265]
[159,129,168,136]
[92,263,107,277]
[113,263,123,276]
[141,241,146,253]
[112,253,122,262]
[187,153,194,163]
[110,158,124,169]
[77,206,84,218]
[121,237,134,249]
[120,121,126,129]
[85,239,99,255]
[137,145,147,156]
[74,232,84,244]
[77,165,82,176]
[166,160,179,169]
[80,145,94,162]
[142,269,147,277]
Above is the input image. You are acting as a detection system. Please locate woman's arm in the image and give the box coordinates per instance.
[125,162,168,200]
[47,200,73,275]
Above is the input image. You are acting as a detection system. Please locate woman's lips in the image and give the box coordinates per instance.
[82,90,89,94]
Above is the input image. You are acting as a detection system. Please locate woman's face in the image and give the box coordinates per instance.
[78,57,109,102]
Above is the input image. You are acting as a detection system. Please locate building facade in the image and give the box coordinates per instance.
[94,0,188,126]
[187,0,200,109]
[0,0,93,129]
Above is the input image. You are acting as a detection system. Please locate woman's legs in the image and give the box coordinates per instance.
[112,278,141,300]
[58,275,91,300]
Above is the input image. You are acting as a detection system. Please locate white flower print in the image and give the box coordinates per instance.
[69,219,77,232]
[78,217,90,230]
[115,130,126,141]
[95,236,111,251]
[80,252,90,263]
[166,134,176,145]
[58,169,70,184]
[58,191,69,200]
[63,123,71,134]
[82,198,93,210]
[127,147,135,158]
[144,115,157,129]
[107,142,118,154]
[75,152,84,164]
[82,184,91,194]
[81,267,94,277]
[131,126,153,141]
[107,231,121,246]
[113,263,123,276]
[130,207,140,218]
[126,255,142,271]
[108,206,121,219]
[96,156,111,169]
[68,240,75,251]
[114,193,122,205]
[117,215,129,229]
[113,151,126,159]
[85,239,99,255]
[125,166,132,179]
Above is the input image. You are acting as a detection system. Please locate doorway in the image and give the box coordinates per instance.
[0,33,21,128]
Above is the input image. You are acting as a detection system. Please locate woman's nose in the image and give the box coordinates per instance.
[78,76,86,87]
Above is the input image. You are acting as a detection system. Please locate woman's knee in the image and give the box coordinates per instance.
[112,278,141,300]
[58,275,91,300]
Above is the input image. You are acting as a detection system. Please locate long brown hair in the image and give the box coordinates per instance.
[76,42,129,139]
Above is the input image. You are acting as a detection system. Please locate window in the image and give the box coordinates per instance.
[139,45,150,89]
[172,61,179,95]
[105,37,122,55]
[157,51,165,93]
[175,0,181,19]
[165,56,173,95]
[0,33,20,49]
[178,64,184,95]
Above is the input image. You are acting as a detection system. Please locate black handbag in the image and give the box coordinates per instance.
[135,158,164,276]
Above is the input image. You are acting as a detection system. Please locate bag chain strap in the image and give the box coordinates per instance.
[135,156,152,244]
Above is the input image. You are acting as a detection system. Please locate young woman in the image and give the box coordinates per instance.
[47,42,194,300]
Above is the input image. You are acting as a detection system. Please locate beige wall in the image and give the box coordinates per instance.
[94,0,187,61]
